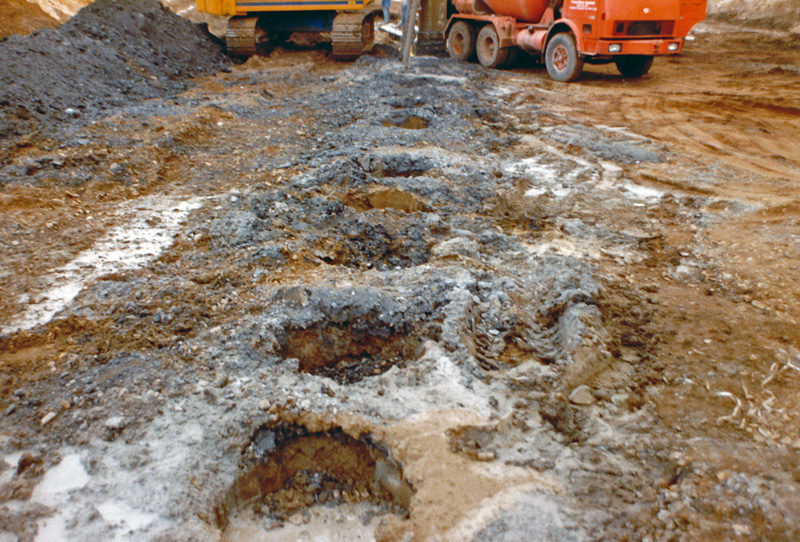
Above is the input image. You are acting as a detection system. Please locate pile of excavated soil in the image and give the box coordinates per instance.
[0,0,59,38]
[0,0,229,138]
[709,0,800,30]
[32,0,93,23]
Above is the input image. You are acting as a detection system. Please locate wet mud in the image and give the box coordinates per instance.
[216,421,412,529]
[1,2,800,542]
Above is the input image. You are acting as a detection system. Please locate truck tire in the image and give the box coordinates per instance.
[545,32,584,82]
[615,55,654,78]
[447,21,477,62]
[476,25,509,69]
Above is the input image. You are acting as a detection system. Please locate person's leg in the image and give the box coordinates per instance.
[382,0,391,23]
[401,0,407,28]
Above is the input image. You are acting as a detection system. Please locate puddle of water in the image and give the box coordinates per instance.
[32,453,90,506]
[2,196,204,335]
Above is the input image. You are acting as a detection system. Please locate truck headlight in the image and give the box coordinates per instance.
[609,44,621,53]
[668,42,680,51]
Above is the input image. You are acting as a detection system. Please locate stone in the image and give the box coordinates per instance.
[40,412,56,426]
[16,452,43,475]
[104,416,126,431]
[732,524,751,536]
[569,385,596,406]
[716,470,732,483]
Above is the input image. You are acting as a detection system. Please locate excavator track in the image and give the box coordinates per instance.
[226,16,261,58]
[332,9,379,61]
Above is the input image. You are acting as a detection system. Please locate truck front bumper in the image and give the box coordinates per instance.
[597,38,684,56]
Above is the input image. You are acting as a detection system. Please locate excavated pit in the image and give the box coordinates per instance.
[343,188,431,214]
[382,114,429,130]
[280,323,422,384]
[215,422,413,531]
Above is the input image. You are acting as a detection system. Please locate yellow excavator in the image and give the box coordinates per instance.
[196,0,382,59]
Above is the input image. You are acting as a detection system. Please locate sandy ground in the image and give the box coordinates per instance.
[0,0,59,37]
[1,2,800,542]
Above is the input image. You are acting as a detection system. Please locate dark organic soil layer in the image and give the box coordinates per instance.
[0,0,229,138]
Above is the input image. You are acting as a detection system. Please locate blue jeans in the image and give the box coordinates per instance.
[381,0,390,22]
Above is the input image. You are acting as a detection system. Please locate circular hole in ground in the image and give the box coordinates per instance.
[280,322,421,384]
[343,188,431,213]
[215,422,413,533]
[382,115,429,130]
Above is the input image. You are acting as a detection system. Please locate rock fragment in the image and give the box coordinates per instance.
[40,412,56,426]
[569,385,596,406]
[104,416,126,431]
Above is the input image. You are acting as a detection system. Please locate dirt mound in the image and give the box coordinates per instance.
[0,0,59,38]
[33,0,92,23]
[709,0,800,30]
[0,0,229,138]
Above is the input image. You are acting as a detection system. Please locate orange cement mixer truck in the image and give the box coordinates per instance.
[444,0,707,81]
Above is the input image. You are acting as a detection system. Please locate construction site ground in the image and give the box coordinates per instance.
[1,1,800,541]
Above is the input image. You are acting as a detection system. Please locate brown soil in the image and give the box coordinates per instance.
[497,23,800,540]
[0,0,58,37]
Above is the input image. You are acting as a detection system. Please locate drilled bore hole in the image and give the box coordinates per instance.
[382,115,429,129]
[215,423,413,531]
[280,324,421,384]
[342,188,430,214]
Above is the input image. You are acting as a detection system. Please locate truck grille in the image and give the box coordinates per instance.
[613,21,675,37]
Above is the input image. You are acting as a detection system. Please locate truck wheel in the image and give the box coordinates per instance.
[476,25,509,69]
[615,55,654,78]
[447,21,477,62]
[545,32,584,82]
